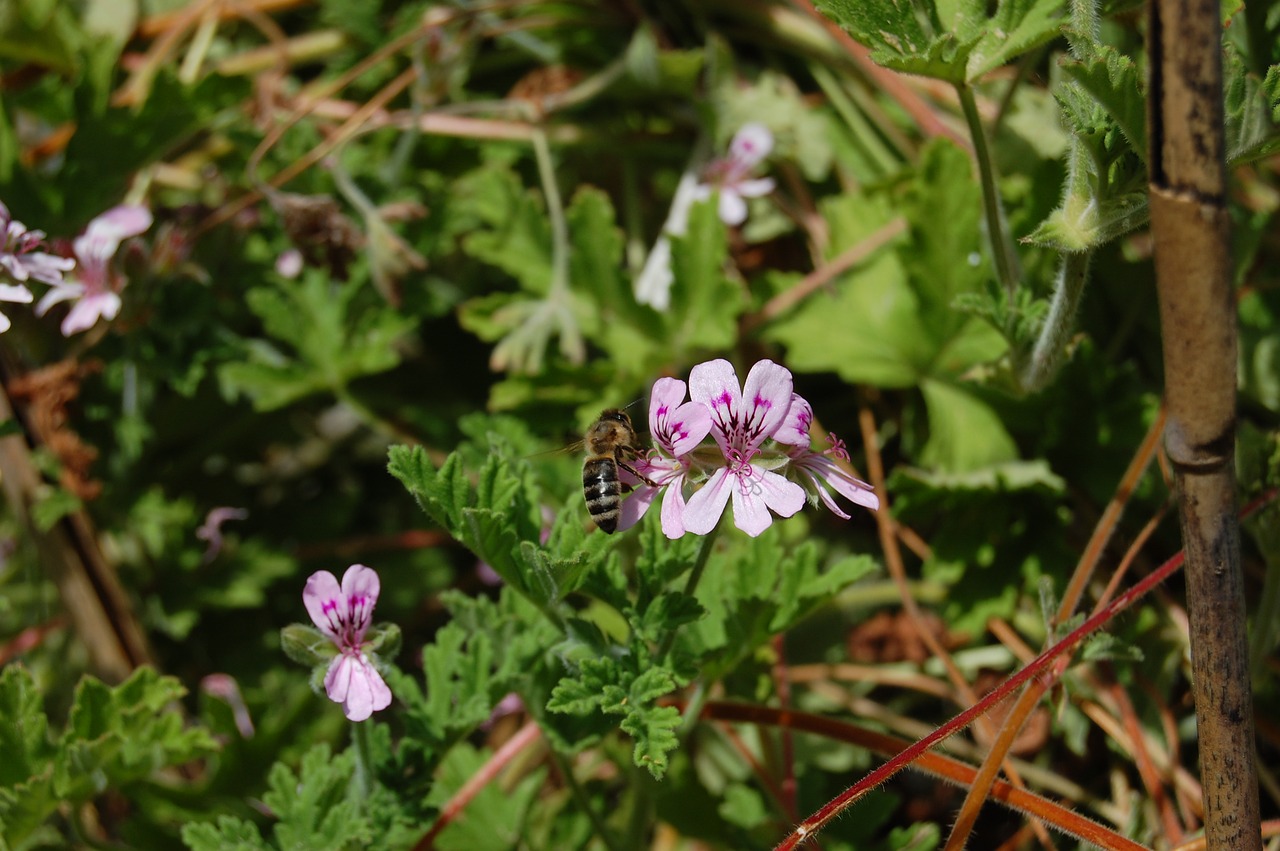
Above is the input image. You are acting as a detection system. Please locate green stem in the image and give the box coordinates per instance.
[656,522,721,662]
[956,85,1020,304]
[548,746,625,851]
[350,719,375,803]
[1020,250,1092,391]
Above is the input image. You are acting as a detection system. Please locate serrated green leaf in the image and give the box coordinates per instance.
[816,0,1062,83]
[265,744,370,851]
[1060,46,1148,159]
[967,0,1065,80]
[181,816,273,851]
[620,703,681,779]
[0,666,53,787]
[1225,50,1280,163]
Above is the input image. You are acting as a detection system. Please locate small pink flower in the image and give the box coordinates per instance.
[200,673,256,738]
[303,564,393,722]
[779,394,880,518]
[695,123,776,226]
[0,201,75,288]
[617,377,714,538]
[196,506,249,563]
[682,359,807,537]
[35,205,152,336]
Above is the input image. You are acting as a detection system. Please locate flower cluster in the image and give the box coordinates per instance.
[0,200,151,336]
[618,359,879,539]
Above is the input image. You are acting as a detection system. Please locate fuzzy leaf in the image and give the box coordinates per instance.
[815,0,1063,83]
[219,273,414,410]
[182,817,273,851]
[1059,45,1148,160]
[620,703,681,779]
[264,745,370,851]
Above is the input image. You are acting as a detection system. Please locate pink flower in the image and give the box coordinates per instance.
[617,377,714,538]
[303,564,393,722]
[0,201,75,288]
[196,506,249,563]
[778,394,880,518]
[681,359,808,537]
[0,201,75,333]
[694,123,776,226]
[35,205,152,336]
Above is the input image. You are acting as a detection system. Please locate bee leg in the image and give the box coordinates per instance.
[617,460,661,487]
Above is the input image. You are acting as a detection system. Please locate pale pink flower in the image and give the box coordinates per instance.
[694,123,776,226]
[681,359,807,537]
[35,205,152,336]
[0,283,33,334]
[0,201,75,287]
[778,394,880,518]
[196,506,249,563]
[303,564,393,722]
[617,377,714,538]
[200,673,256,738]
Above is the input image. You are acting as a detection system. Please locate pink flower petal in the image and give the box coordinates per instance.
[339,564,380,642]
[617,484,659,532]
[734,177,776,199]
[304,570,344,641]
[0,283,33,304]
[682,467,733,535]
[338,655,391,722]
[730,469,806,537]
[659,474,690,539]
[60,292,119,336]
[324,652,353,703]
[739,359,794,449]
[774,393,813,447]
[718,191,748,226]
[34,283,83,315]
[801,453,879,511]
[730,123,774,168]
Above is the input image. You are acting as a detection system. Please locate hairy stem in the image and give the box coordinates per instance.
[956,85,1020,303]
[1020,250,1092,391]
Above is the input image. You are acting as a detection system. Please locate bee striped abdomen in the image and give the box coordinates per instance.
[583,457,622,533]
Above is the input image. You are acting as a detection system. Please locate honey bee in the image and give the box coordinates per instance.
[582,409,655,533]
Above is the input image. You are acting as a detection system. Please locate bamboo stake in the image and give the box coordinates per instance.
[1147,0,1262,844]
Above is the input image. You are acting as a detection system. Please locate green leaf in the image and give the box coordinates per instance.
[219,273,414,410]
[264,745,371,851]
[182,816,274,851]
[0,666,52,787]
[1059,45,1148,160]
[665,196,741,352]
[425,743,545,851]
[815,0,1063,83]
[1225,50,1280,163]
[30,487,81,532]
[620,703,681,779]
[919,378,1019,471]
[764,196,926,387]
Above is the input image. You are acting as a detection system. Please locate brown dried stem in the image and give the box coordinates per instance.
[1147,0,1261,842]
